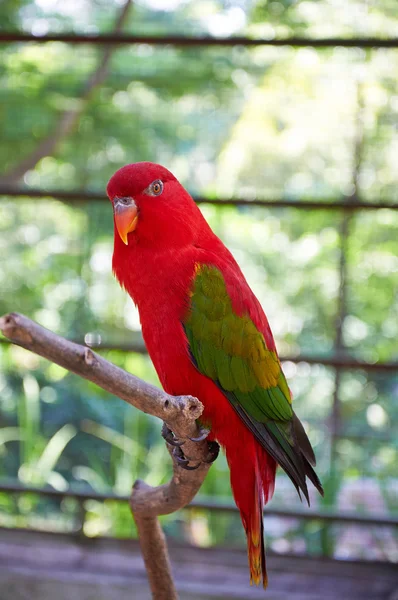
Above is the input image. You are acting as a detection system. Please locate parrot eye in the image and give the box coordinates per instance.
[146,180,163,196]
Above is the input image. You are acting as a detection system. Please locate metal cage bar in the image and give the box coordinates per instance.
[1,187,397,210]
[1,32,398,48]
[0,482,396,528]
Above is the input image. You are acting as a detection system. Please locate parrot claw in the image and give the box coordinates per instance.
[188,427,210,443]
[204,440,220,464]
[164,424,218,470]
[161,422,185,447]
[172,446,201,470]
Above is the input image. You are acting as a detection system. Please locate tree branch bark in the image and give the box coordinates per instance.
[0,0,132,186]
[0,312,214,600]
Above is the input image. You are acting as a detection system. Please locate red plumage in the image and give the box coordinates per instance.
[107,162,318,588]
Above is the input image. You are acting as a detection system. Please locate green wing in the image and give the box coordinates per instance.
[183,264,323,502]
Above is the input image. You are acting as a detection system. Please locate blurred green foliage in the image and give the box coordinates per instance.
[0,0,397,560]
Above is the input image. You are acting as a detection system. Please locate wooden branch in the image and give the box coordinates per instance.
[0,0,132,185]
[0,312,214,600]
[134,514,178,599]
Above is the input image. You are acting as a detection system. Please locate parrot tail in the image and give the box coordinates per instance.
[226,434,276,589]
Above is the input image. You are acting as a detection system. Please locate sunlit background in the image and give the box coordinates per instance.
[0,0,397,573]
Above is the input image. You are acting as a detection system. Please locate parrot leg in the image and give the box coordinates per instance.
[204,440,220,464]
[161,422,185,447]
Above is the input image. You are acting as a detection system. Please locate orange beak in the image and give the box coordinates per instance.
[113,199,138,245]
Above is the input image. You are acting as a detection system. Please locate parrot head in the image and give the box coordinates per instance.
[107,162,207,250]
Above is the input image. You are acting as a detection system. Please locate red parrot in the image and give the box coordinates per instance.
[107,162,323,588]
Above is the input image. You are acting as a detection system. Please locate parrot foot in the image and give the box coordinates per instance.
[161,422,185,447]
[172,440,220,470]
[172,445,201,470]
[163,423,218,470]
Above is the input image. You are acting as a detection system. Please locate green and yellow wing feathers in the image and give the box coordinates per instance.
[185,264,292,422]
[183,264,323,502]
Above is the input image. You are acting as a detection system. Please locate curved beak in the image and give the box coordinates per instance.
[113,199,138,245]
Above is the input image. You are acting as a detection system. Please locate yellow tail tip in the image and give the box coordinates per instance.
[249,552,268,589]
[249,573,268,589]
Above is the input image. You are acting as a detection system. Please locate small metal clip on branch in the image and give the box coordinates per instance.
[0,312,216,600]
